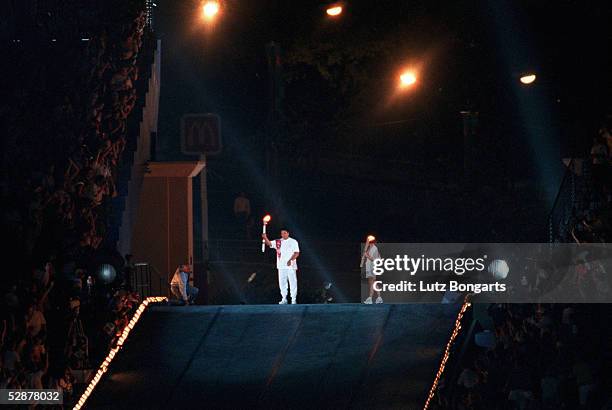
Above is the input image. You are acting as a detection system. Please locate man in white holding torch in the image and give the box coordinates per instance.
[262,228,300,304]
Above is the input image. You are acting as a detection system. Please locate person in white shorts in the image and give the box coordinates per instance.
[262,228,300,304]
[362,236,383,304]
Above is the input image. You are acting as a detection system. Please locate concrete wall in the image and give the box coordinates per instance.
[131,161,204,295]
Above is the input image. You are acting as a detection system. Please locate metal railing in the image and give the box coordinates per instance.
[548,159,576,243]
[131,263,167,298]
[546,158,597,243]
[133,263,152,298]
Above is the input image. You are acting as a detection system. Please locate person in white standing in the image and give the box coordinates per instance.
[262,228,300,304]
[362,236,383,304]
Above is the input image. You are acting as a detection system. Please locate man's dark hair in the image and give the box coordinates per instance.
[280,228,289,233]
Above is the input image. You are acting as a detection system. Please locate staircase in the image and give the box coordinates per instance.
[548,159,593,243]
[107,37,161,255]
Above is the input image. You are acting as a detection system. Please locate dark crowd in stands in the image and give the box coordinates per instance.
[1,1,152,406]
[434,303,610,410]
[569,126,612,245]
[433,120,612,410]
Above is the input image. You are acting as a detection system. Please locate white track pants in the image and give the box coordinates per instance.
[278,268,297,299]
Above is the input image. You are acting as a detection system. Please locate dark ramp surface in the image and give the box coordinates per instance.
[88,304,457,410]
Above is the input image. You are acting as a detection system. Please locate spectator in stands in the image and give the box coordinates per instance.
[25,303,46,338]
[233,192,251,236]
[170,264,198,305]
[590,136,608,191]
[4,284,20,314]
[505,357,533,409]
[599,126,612,160]
[58,366,75,402]
[456,362,480,390]
[26,353,48,390]
[573,355,596,409]
[27,336,45,369]
[32,261,53,290]
[41,165,55,193]
[540,366,561,409]
[123,254,135,290]
[457,365,480,409]
[2,339,21,371]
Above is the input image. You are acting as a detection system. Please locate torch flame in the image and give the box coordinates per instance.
[263,214,272,223]
[367,235,376,242]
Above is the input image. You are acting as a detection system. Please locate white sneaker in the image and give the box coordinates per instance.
[363,296,373,304]
[375,296,383,304]
[279,298,288,304]
[291,299,297,304]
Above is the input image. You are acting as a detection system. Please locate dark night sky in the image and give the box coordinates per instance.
[152,0,610,241]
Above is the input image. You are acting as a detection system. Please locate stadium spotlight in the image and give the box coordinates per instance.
[520,74,536,85]
[97,264,117,284]
[326,5,343,16]
[488,259,509,280]
[202,1,220,20]
[399,71,417,87]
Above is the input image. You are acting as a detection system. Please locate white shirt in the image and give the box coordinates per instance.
[170,269,189,301]
[365,244,381,273]
[270,238,300,270]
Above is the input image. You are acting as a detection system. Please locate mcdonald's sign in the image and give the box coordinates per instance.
[181,113,222,156]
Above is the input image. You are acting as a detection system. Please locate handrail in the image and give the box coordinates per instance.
[147,264,165,296]
[131,263,165,297]
[547,158,573,222]
[547,158,574,243]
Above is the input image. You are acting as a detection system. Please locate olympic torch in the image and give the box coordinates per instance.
[360,235,376,268]
[262,214,272,252]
